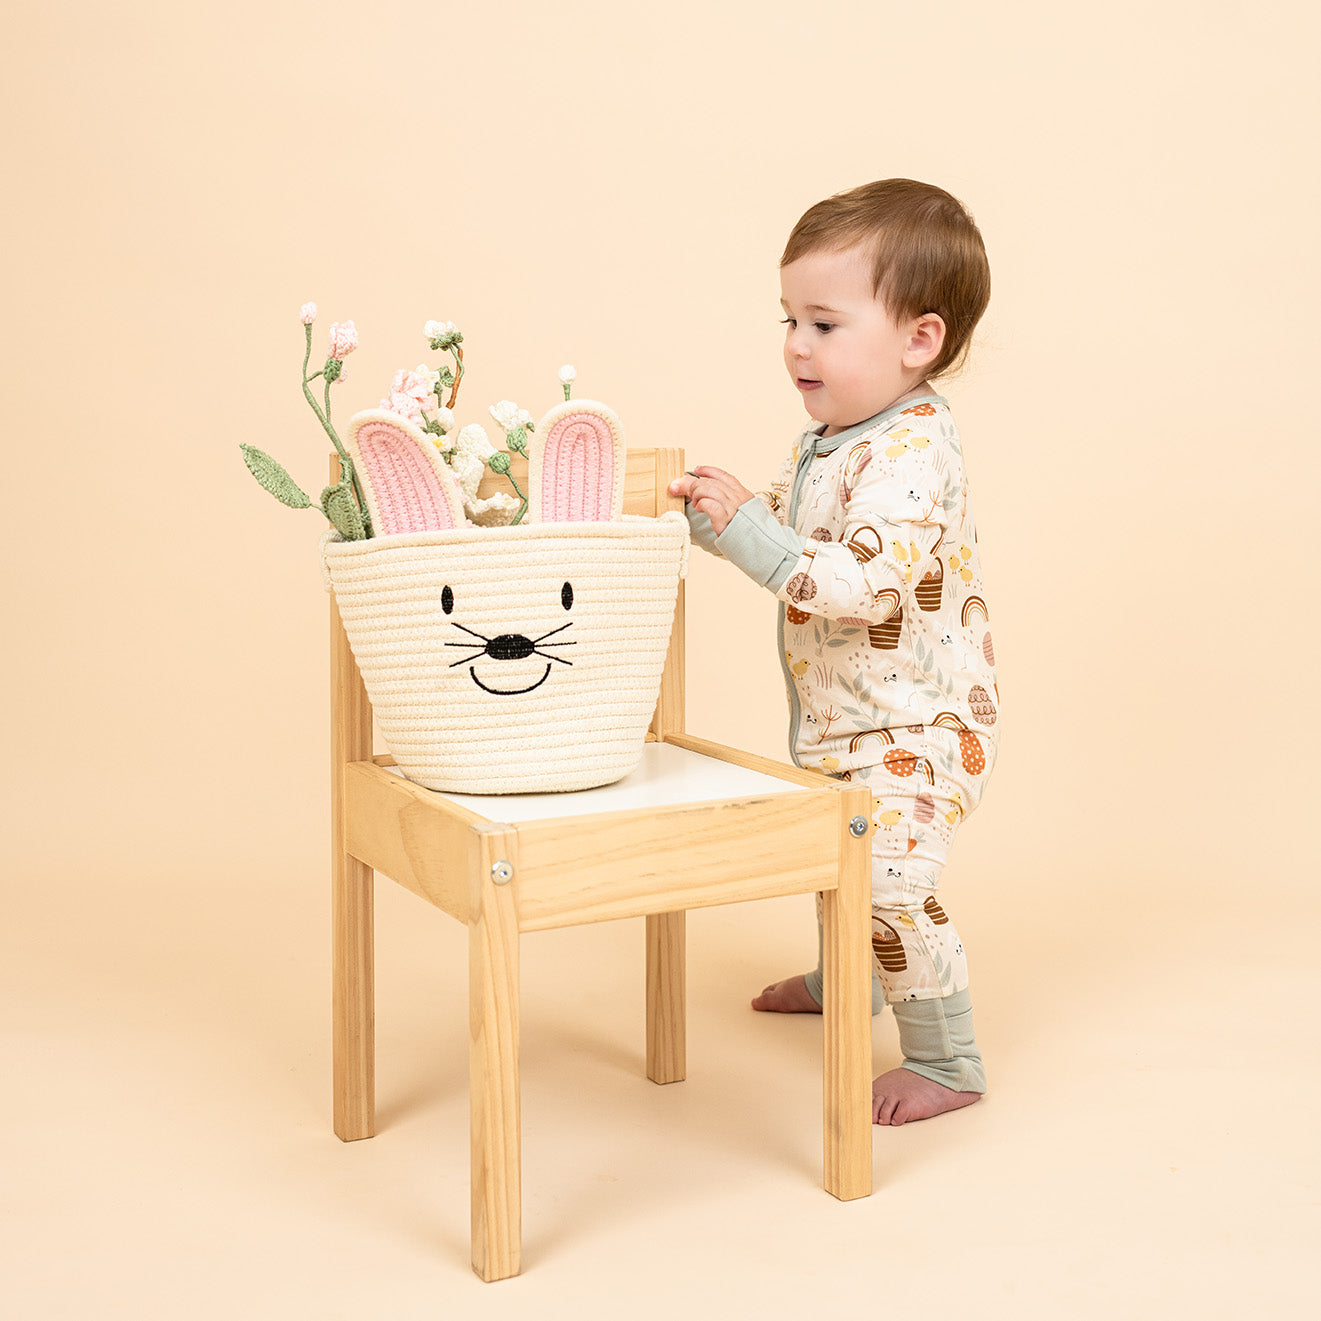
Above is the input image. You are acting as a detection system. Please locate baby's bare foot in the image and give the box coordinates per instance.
[751,974,822,1014]
[872,1067,981,1125]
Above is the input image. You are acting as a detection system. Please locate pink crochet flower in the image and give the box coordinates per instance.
[328,320,359,360]
[300,302,318,324]
[380,390,425,423]
[388,364,439,405]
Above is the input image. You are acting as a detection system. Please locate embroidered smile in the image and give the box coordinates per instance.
[445,622,576,695]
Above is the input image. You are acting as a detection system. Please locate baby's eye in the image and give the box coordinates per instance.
[814,321,835,334]
[780,317,796,329]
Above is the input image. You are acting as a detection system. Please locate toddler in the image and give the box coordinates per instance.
[670,179,999,1126]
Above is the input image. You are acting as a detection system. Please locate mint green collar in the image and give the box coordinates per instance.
[800,392,949,457]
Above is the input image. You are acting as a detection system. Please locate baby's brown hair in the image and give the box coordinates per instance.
[781,179,990,379]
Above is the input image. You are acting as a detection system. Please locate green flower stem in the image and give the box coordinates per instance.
[300,377,342,454]
[301,324,372,535]
[507,471,528,525]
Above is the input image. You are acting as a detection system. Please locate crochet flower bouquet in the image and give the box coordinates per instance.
[241,307,688,794]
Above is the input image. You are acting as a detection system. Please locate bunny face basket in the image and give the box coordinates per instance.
[321,400,689,794]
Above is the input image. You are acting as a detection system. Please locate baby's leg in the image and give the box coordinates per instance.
[751,893,886,1014]
[872,989,983,1124]
[865,773,986,1124]
[869,895,986,1122]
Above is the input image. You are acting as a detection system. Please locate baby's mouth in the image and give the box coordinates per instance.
[797,377,823,391]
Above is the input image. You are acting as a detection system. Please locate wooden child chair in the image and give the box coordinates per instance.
[330,446,874,1281]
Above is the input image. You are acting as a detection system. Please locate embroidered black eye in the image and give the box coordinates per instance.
[442,585,454,614]
[561,581,573,610]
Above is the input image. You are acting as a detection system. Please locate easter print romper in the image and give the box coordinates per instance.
[692,393,999,1004]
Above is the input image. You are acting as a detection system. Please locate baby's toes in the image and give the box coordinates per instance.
[872,1084,896,1125]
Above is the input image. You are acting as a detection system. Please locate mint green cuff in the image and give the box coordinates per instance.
[684,505,722,555]
[892,989,987,1094]
[714,499,806,590]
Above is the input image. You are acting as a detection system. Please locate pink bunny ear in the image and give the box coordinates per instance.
[527,401,626,523]
[344,410,468,536]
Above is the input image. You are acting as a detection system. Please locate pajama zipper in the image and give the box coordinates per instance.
[778,436,821,768]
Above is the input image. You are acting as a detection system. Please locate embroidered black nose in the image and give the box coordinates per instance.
[487,634,535,661]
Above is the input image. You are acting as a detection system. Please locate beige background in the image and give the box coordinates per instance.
[4,0,1317,1315]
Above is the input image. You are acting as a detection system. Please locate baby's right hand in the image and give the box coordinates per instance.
[669,466,753,535]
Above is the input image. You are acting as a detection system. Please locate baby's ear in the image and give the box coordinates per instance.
[526,401,626,523]
[345,410,468,535]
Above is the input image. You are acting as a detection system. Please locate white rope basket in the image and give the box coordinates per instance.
[323,513,689,793]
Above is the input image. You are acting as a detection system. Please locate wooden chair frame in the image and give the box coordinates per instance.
[330,447,873,1281]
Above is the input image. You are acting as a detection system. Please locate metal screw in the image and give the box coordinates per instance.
[849,816,869,838]
[491,861,514,884]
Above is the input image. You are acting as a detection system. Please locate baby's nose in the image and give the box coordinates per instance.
[487,634,535,660]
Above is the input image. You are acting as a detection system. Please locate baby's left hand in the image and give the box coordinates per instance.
[669,465,755,535]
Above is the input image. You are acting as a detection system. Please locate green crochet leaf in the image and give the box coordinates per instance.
[241,444,311,509]
[321,480,367,541]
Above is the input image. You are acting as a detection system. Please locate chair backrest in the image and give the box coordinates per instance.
[622,447,680,519]
[628,448,686,739]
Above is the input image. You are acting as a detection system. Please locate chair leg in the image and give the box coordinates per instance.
[646,911,686,1084]
[821,787,873,1200]
[469,833,522,1282]
[331,585,375,1142]
[333,855,376,1140]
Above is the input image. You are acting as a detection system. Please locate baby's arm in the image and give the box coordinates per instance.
[671,464,809,587]
[670,457,801,573]
[673,440,948,622]
[669,466,756,534]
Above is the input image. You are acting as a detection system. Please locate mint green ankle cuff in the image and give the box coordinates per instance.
[804,964,885,1015]
[808,905,885,1014]
[892,988,987,1094]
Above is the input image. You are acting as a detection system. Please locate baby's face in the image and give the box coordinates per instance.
[780,244,933,436]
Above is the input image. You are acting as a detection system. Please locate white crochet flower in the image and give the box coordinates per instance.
[448,423,496,500]
[300,302,318,325]
[558,364,576,385]
[488,400,522,433]
[433,405,455,432]
[466,492,521,526]
[440,422,520,525]
[424,319,458,340]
